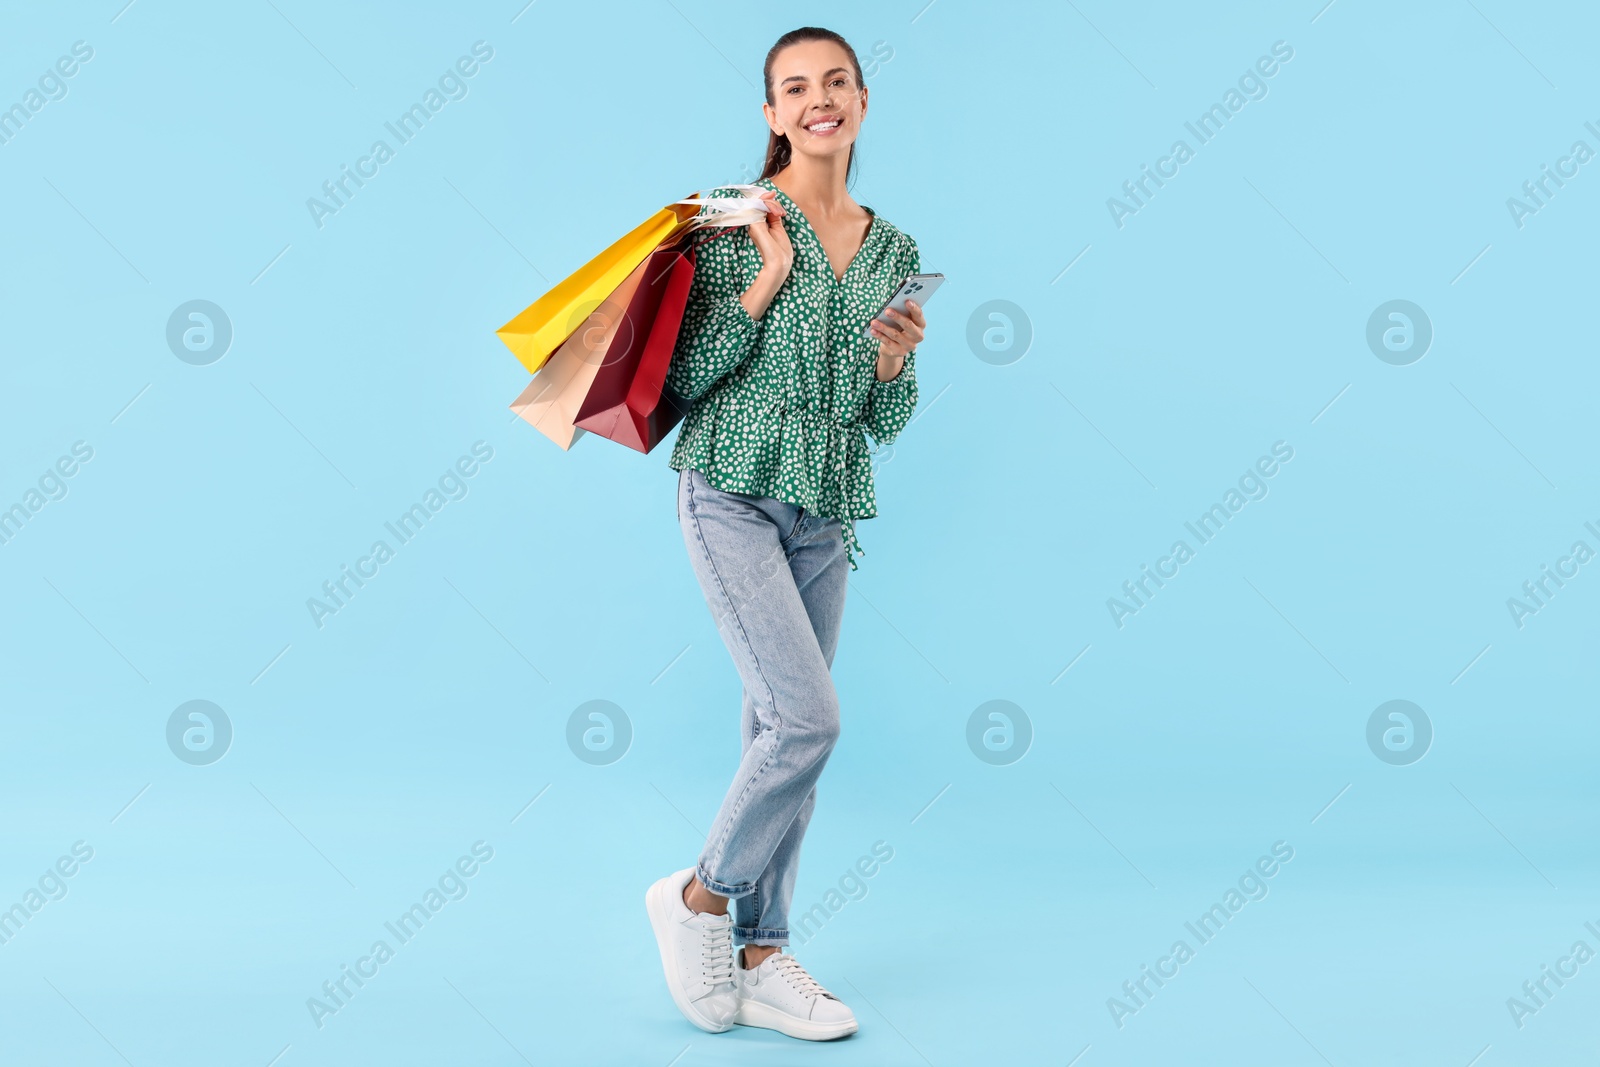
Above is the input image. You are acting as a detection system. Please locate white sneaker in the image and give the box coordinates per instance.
[734,950,859,1040]
[645,868,738,1033]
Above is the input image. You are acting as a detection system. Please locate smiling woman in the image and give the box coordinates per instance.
[644,25,932,1046]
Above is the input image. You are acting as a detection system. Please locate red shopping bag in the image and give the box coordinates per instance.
[573,227,737,453]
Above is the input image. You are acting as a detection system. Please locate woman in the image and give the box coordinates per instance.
[643,26,928,1043]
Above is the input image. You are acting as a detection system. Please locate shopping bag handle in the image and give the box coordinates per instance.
[672,183,775,235]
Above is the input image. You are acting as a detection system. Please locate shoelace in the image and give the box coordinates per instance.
[772,954,834,1000]
[700,916,735,986]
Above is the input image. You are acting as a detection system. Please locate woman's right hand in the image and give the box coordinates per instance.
[747,189,794,283]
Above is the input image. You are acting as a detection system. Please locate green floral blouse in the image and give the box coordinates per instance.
[666,177,921,570]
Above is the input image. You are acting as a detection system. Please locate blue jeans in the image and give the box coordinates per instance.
[676,466,849,946]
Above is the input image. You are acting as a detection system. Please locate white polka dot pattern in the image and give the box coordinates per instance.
[666,177,920,570]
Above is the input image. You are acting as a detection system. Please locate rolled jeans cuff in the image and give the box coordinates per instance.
[735,926,789,946]
[695,863,753,900]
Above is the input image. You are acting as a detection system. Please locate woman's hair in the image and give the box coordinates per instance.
[759,27,864,183]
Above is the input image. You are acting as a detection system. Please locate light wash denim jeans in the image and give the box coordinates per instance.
[676,466,849,946]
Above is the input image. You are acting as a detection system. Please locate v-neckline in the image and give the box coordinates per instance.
[761,177,877,286]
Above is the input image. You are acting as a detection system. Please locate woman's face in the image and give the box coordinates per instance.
[764,40,865,164]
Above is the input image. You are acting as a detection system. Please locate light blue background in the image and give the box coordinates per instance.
[2,1,1596,1064]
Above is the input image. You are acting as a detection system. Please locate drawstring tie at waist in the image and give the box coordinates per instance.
[764,397,864,571]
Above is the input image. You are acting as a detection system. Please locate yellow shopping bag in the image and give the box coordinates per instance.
[497,205,697,375]
[495,185,773,375]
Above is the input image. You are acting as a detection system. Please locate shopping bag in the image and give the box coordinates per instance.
[495,185,772,376]
[508,252,654,450]
[497,207,692,375]
[572,227,738,453]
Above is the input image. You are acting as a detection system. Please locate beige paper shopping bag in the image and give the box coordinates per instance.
[509,253,653,450]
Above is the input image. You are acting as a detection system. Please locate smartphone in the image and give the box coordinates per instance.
[866,273,944,336]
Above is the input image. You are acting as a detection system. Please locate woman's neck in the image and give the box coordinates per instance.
[771,156,854,220]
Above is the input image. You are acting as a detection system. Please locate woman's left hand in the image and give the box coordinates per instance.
[869,299,925,362]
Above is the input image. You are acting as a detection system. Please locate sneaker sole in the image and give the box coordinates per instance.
[735,1000,859,1041]
[645,876,735,1034]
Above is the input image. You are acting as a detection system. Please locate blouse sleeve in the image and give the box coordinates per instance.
[859,236,921,445]
[665,194,765,402]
